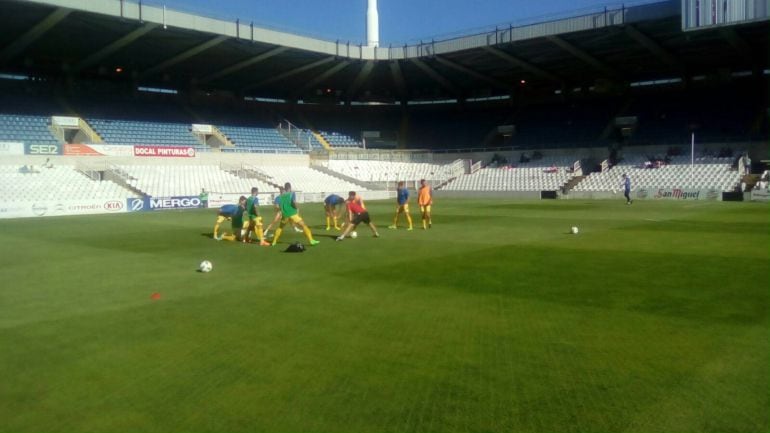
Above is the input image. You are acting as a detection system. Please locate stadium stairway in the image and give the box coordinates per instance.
[741,174,760,192]
[310,131,333,151]
[562,175,586,193]
[103,167,146,198]
[310,165,381,190]
[225,165,281,189]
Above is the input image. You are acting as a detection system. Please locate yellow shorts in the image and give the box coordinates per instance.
[397,204,410,212]
[243,216,263,228]
[420,205,431,213]
[281,214,303,225]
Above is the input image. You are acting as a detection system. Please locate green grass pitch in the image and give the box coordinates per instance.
[0,199,768,432]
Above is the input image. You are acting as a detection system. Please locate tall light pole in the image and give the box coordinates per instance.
[367,0,379,48]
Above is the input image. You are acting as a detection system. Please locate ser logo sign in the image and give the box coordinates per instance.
[25,144,61,155]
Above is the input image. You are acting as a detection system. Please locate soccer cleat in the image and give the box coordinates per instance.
[388,225,397,229]
[325,227,331,231]
[334,226,341,230]
[310,239,320,246]
[374,232,380,238]
[259,240,270,246]
[293,226,303,233]
[335,236,344,241]
[407,227,413,231]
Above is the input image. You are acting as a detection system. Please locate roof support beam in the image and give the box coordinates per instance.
[141,35,228,78]
[293,60,351,97]
[243,56,335,91]
[389,61,407,101]
[624,25,682,71]
[73,23,159,73]
[198,46,288,84]
[0,8,71,64]
[545,35,616,77]
[434,56,511,90]
[719,27,754,63]
[410,58,460,96]
[480,46,563,85]
[346,61,375,101]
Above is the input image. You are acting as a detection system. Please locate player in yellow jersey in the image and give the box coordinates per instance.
[417,179,433,229]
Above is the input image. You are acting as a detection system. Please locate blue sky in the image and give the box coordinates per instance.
[156,0,634,44]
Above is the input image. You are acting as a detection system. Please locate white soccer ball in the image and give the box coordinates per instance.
[350,231,358,239]
[571,226,579,234]
[199,260,213,273]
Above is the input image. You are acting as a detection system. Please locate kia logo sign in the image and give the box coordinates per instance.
[104,200,124,211]
[31,203,48,216]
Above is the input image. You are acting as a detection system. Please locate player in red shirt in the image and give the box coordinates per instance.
[336,191,380,241]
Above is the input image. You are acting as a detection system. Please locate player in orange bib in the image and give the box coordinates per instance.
[417,179,433,229]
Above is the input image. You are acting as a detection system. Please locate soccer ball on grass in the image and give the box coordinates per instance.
[199,260,213,273]
[350,231,358,239]
[570,226,579,235]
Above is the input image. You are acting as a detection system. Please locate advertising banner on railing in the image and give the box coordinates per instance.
[0,142,24,155]
[133,145,196,158]
[24,143,61,155]
[127,196,203,211]
[63,144,135,157]
[0,198,126,219]
[635,187,721,201]
[51,116,80,128]
[750,189,770,202]
[191,124,213,134]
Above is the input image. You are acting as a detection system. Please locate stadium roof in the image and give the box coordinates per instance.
[0,0,767,103]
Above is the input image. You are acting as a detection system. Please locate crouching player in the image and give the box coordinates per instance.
[214,196,247,241]
[324,194,345,230]
[243,187,270,246]
[336,191,380,241]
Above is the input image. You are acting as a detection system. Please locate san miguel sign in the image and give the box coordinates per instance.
[636,188,721,201]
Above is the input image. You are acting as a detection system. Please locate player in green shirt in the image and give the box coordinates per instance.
[242,187,270,246]
[271,182,320,246]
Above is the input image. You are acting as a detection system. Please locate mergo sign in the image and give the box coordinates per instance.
[127,196,202,211]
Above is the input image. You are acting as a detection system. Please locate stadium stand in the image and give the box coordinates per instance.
[116,165,273,197]
[217,125,298,151]
[443,154,578,191]
[0,114,59,145]
[88,119,200,147]
[320,131,362,148]
[257,166,367,194]
[0,164,135,201]
[0,0,765,214]
[573,154,742,192]
[326,160,457,182]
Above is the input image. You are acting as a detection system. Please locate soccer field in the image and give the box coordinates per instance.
[0,199,768,432]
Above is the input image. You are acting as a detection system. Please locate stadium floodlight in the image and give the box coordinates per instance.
[367,0,379,48]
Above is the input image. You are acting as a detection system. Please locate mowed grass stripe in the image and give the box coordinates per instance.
[0,199,767,432]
